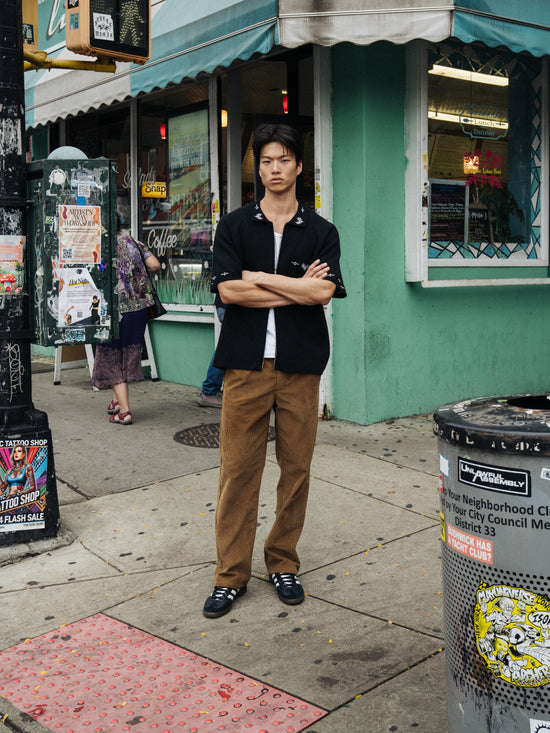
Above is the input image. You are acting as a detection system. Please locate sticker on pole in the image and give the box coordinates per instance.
[474,582,550,687]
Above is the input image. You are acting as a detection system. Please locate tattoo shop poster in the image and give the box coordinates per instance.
[58,204,101,265]
[0,439,48,532]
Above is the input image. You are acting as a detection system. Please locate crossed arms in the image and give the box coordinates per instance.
[218,260,336,308]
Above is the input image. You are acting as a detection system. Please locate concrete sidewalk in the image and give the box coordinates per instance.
[0,364,447,732]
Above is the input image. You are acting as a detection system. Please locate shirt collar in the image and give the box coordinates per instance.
[251,202,307,227]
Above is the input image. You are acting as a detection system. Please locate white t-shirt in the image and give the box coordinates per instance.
[263,231,283,358]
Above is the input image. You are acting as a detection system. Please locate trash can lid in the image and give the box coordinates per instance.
[434,394,550,455]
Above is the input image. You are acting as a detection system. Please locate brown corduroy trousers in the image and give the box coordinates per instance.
[214,360,321,588]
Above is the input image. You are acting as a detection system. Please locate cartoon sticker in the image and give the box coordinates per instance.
[474,582,550,687]
[531,721,550,733]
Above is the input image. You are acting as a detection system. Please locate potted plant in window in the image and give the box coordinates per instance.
[480,185,525,244]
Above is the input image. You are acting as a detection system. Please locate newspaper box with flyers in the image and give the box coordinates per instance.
[434,394,550,733]
[26,157,118,346]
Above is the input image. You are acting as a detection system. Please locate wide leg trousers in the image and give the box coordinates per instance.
[214,360,321,588]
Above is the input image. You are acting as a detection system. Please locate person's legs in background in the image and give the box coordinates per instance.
[198,305,225,407]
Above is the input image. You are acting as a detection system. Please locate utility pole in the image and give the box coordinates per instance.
[0,0,59,545]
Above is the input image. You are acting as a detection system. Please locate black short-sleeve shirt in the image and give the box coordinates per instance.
[211,202,346,375]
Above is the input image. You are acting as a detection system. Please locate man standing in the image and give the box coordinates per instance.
[203,123,346,618]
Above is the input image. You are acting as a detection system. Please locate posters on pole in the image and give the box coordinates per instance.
[57,267,102,328]
[0,235,25,289]
[0,440,48,532]
[58,205,101,264]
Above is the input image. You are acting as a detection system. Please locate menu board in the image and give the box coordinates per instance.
[468,207,490,242]
[429,181,467,241]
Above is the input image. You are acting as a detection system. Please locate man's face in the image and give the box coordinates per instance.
[258,142,303,195]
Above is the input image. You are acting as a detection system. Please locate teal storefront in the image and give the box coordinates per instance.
[25,1,550,425]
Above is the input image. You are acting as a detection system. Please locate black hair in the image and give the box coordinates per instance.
[252,123,304,166]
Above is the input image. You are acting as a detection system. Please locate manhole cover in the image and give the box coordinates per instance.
[174,423,275,448]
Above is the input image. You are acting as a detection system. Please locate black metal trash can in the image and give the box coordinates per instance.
[434,394,550,733]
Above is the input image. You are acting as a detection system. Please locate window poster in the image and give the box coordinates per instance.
[429,181,467,242]
[168,107,211,244]
[58,205,101,264]
[0,440,48,532]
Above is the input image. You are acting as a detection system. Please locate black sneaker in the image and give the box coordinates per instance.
[270,573,304,605]
[203,586,247,618]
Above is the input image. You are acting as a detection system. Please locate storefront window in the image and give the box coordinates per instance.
[223,50,314,211]
[427,43,542,263]
[67,106,130,194]
[139,84,212,305]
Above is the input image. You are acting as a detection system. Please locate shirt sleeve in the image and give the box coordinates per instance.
[316,223,347,299]
[136,238,154,260]
[210,215,243,293]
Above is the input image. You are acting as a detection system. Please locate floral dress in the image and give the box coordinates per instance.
[91,232,156,389]
[116,233,155,314]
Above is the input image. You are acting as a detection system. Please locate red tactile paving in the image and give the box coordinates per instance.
[0,613,327,732]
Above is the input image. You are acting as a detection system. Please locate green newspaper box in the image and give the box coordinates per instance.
[27,157,118,346]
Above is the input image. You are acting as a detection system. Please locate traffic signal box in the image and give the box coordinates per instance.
[65,0,150,64]
[22,0,39,53]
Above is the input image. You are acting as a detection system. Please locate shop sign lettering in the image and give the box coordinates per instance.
[146,227,178,257]
[460,104,508,141]
[142,181,167,198]
[122,166,155,191]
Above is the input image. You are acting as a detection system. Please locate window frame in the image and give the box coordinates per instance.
[405,40,550,287]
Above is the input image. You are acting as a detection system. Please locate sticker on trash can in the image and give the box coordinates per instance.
[458,458,531,497]
[474,582,550,687]
[531,720,550,733]
[446,524,493,564]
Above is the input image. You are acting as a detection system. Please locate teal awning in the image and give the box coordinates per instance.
[454,1,550,57]
[132,0,278,96]
[26,0,278,127]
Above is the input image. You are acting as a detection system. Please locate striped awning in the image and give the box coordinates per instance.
[25,0,550,128]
